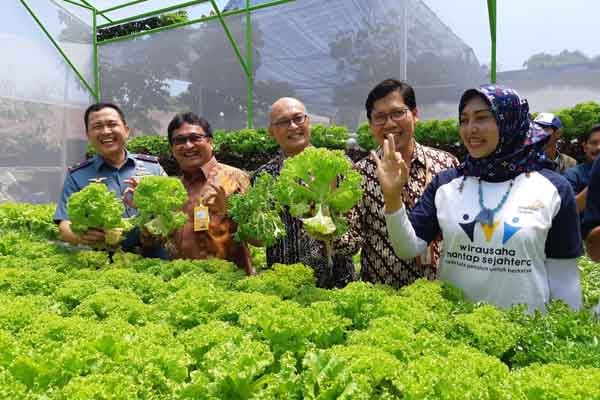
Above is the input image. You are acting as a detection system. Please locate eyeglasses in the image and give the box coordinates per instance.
[171,133,210,146]
[271,114,307,128]
[371,108,411,127]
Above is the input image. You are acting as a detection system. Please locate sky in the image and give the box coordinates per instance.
[5,0,600,72]
[423,0,600,71]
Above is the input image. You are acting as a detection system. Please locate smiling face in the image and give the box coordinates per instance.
[584,130,600,163]
[268,98,311,157]
[86,107,129,162]
[369,90,418,152]
[459,95,500,159]
[170,122,213,173]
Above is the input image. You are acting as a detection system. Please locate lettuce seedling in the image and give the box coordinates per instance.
[275,147,363,268]
[228,172,285,246]
[67,182,132,246]
[132,176,188,237]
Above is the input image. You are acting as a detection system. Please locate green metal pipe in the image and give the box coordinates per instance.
[20,0,97,98]
[209,0,250,77]
[245,0,253,128]
[93,8,100,100]
[97,0,294,45]
[51,0,89,25]
[98,0,209,29]
[80,0,113,23]
[99,0,151,14]
[487,0,497,83]
[61,0,94,10]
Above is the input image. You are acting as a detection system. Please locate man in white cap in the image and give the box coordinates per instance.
[534,112,576,173]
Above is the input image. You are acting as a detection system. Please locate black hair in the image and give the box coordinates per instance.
[582,123,600,143]
[84,102,126,131]
[365,79,417,120]
[167,112,213,144]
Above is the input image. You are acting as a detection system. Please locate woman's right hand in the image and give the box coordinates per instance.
[371,134,408,213]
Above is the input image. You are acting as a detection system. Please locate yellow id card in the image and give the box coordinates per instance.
[193,205,210,231]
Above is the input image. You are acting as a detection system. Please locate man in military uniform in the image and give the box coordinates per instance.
[54,102,166,257]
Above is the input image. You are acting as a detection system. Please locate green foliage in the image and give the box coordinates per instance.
[509,363,600,399]
[213,128,279,155]
[66,183,132,245]
[507,301,600,368]
[450,304,523,358]
[394,345,512,399]
[414,118,460,144]
[0,203,58,240]
[310,124,349,150]
[1,207,600,398]
[580,256,600,309]
[97,11,189,42]
[555,101,600,141]
[127,135,171,158]
[356,122,377,151]
[276,147,363,240]
[132,176,188,237]
[523,49,592,69]
[236,263,316,300]
[229,172,285,246]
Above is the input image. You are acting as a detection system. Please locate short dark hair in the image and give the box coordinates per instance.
[84,102,126,131]
[365,79,417,120]
[582,124,600,143]
[167,112,213,144]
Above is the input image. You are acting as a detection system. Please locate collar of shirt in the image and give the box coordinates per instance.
[92,150,135,172]
[182,156,219,185]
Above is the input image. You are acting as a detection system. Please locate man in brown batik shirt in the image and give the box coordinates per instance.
[336,79,458,288]
[165,112,253,275]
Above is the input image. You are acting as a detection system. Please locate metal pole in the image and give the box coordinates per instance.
[208,0,250,77]
[62,0,94,10]
[20,0,97,98]
[93,7,100,100]
[246,0,254,128]
[97,0,295,45]
[97,0,209,29]
[79,0,113,23]
[402,0,408,81]
[99,0,152,14]
[487,0,497,83]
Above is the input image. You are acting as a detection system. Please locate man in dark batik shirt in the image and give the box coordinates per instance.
[253,97,355,288]
[336,79,458,288]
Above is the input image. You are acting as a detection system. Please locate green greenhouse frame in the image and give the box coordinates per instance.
[17,0,498,128]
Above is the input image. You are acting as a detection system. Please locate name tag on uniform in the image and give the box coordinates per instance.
[194,205,210,231]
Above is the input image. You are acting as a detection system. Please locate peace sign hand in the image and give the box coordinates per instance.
[371,135,409,213]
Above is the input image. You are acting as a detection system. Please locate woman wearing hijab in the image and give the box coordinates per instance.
[374,85,582,312]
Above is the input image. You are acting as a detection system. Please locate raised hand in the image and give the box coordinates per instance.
[371,134,409,213]
[203,184,228,215]
[122,177,139,208]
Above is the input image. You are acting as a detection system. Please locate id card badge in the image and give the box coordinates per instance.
[194,205,210,231]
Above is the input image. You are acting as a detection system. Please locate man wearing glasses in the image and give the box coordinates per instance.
[336,79,458,288]
[54,102,166,257]
[253,97,355,288]
[163,112,254,274]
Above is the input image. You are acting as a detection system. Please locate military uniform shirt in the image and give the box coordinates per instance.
[54,152,165,223]
[53,152,166,256]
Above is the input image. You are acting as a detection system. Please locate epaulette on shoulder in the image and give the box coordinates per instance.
[134,154,159,163]
[68,158,93,173]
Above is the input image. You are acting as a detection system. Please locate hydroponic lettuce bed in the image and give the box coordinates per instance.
[1,203,600,399]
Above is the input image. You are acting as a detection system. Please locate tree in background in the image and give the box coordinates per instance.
[523,50,593,69]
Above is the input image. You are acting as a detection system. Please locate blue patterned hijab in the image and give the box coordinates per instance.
[457,84,551,182]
